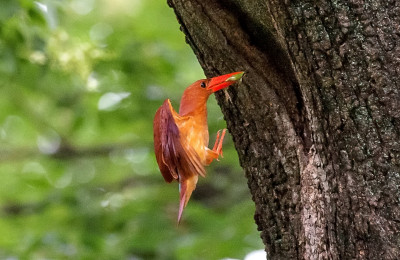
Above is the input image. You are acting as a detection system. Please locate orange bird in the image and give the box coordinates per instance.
[153,71,244,222]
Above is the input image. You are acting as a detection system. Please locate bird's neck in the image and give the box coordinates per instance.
[178,91,209,120]
[179,99,208,120]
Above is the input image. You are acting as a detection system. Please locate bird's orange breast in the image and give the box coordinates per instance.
[177,118,209,165]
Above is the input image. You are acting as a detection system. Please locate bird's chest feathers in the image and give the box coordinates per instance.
[178,119,209,164]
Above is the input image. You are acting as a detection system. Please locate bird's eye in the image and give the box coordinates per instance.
[200,82,206,88]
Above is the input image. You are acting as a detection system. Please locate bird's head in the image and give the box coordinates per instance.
[179,71,244,115]
[188,71,244,95]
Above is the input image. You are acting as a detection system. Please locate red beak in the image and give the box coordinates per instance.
[207,71,244,92]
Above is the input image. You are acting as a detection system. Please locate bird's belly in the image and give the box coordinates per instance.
[177,118,209,165]
[185,132,207,164]
[178,123,207,165]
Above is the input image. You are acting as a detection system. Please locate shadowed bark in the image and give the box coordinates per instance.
[167,0,400,259]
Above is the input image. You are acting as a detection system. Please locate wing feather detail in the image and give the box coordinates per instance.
[153,99,205,183]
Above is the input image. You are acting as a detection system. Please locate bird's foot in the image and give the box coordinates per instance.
[212,129,226,158]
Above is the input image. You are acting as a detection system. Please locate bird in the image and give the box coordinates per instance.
[153,71,244,222]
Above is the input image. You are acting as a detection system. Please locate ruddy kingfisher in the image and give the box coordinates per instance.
[153,71,244,222]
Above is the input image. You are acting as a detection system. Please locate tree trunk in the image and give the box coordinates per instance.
[167,0,400,259]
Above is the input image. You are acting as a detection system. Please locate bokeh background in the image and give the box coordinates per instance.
[0,0,263,259]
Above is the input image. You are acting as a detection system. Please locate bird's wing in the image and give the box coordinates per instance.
[153,99,205,183]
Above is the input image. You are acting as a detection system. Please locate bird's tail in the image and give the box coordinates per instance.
[178,175,198,223]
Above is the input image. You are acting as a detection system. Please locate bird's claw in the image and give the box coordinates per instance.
[213,129,226,158]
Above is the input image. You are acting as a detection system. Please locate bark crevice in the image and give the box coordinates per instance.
[168,0,400,259]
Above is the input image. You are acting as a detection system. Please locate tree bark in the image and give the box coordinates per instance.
[167,0,400,259]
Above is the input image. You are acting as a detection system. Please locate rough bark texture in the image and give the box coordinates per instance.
[167,0,400,259]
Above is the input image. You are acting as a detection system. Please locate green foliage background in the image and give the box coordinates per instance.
[0,0,262,259]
